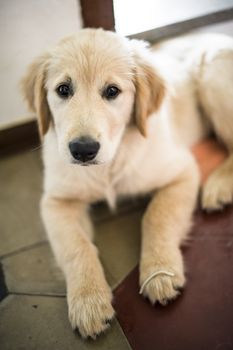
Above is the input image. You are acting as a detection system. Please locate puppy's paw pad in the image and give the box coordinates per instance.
[68,289,115,339]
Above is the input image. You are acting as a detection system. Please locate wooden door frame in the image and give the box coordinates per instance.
[80,0,115,30]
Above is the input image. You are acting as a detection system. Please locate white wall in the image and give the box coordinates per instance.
[114,0,233,36]
[0,0,83,126]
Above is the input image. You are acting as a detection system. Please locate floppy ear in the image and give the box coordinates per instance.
[21,54,51,139]
[133,54,165,136]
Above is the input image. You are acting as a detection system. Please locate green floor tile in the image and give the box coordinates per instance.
[95,209,143,288]
[2,242,65,296]
[0,295,131,350]
[0,151,45,257]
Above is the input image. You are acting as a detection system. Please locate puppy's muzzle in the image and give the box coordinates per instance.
[69,136,100,163]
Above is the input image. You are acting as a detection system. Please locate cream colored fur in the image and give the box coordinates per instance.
[21,29,233,338]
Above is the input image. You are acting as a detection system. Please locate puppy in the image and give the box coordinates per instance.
[21,29,233,338]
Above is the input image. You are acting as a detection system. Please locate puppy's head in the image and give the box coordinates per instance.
[21,29,165,165]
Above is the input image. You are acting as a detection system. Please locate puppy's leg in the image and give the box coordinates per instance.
[198,48,233,210]
[41,195,114,338]
[202,154,233,210]
[140,158,199,304]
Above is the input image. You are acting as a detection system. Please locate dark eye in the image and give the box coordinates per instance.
[56,84,72,98]
[103,85,121,100]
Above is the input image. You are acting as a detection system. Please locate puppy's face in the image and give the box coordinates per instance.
[22,29,165,166]
[46,30,136,165]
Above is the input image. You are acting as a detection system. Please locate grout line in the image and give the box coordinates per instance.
[0,240,48,260]
[113,265,139,293]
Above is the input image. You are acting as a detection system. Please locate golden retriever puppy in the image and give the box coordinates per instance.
[21,29,233,338]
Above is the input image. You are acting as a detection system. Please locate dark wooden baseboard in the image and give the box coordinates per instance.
[0,119,40,157]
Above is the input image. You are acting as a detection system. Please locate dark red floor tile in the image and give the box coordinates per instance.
[114,206,233,350]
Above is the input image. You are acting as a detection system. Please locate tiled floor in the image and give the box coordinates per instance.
[1,149,233,350]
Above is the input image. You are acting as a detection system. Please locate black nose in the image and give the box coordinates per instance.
[69,137,100,162]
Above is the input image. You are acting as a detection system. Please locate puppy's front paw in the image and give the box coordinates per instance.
[140,249,185,305]
[68,285,114,339]
[140,269,185,305]
[202,170,233,211]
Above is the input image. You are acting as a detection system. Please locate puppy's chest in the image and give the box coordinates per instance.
[87,155,168,207]
[46,126,183,205]
[74,145,178,206]
[56,161,140,207]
